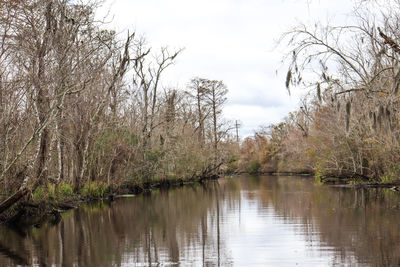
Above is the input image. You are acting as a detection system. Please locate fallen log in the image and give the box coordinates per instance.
[57,202,77,210]
[0,188,30,215]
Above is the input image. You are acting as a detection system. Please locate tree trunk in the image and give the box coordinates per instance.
[0,188,30,215]
[197,89,204,146]
[33,0,53,186]
[212,87,218,164]
[0,76,7,192]
[56,111,65,183]
[35,128,50,186]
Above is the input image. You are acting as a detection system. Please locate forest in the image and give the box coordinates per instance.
[0,0,239,219]
[238,1,400,183]
[2,0,400,221]
[2,1,400,266]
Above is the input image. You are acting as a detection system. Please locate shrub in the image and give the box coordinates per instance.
[49,183,56,200]
[58,182,74,198]
[226,160,239,174]
[246,160,261,174]
[81,181,108,198]
[380,175,394,184]
[167,174,177,180]
[33,184,59,202]
[32,186,47,201]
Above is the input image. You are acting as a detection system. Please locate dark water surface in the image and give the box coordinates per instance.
[1,175,400,266]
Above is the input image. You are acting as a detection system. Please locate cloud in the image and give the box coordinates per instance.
[100,0,354,136]
[224,104,297,137]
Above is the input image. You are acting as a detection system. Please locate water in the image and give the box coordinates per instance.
[1,175,400,266]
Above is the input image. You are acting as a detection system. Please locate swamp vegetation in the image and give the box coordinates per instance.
[0,0,400,265]
[0,0,399,231]
[236,1,400,184]
[0,0,238,222]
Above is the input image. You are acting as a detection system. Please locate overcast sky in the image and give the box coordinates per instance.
[100,0,354,137]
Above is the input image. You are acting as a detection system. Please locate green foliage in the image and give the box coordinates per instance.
[81,181,108,199]
[387,163,400,181]
[58,182,74,198]
[173,153,206,178]
[149,175,159,182]
[226,160,239,174]
[348,178,366,185]
[379,175,394,184]
[314,175,323,185]
[32,183,76,202]
[32,186,47,202]
[145,149,165,163]
[229,154,239,162]
[167,174,178,180]
[246,160,261,174]
[49,184,56,200]
[314,160,326,180]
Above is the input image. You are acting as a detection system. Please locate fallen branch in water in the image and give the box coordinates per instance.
[0,188,30,215]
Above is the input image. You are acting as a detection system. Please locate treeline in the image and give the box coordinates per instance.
[237,1,400,182]
[0,0,237,206]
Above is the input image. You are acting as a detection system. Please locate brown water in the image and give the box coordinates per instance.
[1,175,400,266]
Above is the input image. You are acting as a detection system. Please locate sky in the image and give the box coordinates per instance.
[99,0,354,137]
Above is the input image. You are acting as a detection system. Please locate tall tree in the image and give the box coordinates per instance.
[205,79,228,163]
[187,78,210,146]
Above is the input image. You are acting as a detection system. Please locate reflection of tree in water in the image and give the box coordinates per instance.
[0,180,239,266]
[256,176,400,267]
[1,176,399,266]
[0,227,30,266]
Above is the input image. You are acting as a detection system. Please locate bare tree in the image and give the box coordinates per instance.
[132,44,182,153]
[205,79,228,163]
[261,0,400,179]
[187,78,210,146]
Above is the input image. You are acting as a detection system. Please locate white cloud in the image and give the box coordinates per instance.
[100,0,354,136]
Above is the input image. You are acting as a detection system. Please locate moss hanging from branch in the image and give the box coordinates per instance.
[345,101,351,133]
[285,69,292,95]
[317,83,322,102]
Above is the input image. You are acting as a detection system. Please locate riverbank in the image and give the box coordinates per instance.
[0,175,220,227]
[244,170,400,188]
[3,171,399,227]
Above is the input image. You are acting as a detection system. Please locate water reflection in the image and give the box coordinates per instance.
[1,175,400,266]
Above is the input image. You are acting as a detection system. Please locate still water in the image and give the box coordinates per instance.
[1,175,400,266]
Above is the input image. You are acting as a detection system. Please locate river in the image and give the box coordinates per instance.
[0,175,400,266]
